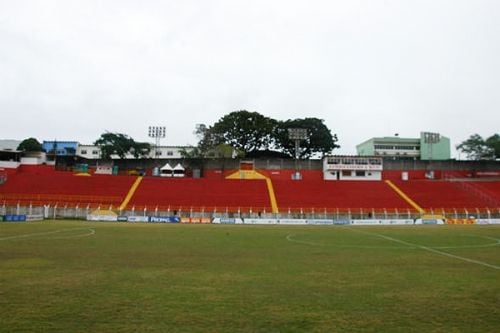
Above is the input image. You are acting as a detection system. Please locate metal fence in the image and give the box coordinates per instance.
[2,203,499,221]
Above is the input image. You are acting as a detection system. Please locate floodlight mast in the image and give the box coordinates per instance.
[288,128,308,180]
[423,132,440,162]
[148,126,166,158]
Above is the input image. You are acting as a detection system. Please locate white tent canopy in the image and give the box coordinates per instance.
[173,163,184,171]
[160,163,173,177]
[173,163,185,177]
[160,163,173,171]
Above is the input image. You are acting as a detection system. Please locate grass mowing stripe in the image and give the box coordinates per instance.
[1,221,499,332]
[346,227,500,270]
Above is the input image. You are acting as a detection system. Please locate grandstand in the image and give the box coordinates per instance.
[128,177,272,212]
[0,166,135,207]
[0,160,499,218]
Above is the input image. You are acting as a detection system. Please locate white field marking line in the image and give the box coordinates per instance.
[285,233,417,249]
[432,235,500,249]
[346,228,500,271]
[286,232,500,250]
[50,228,96,239]
[0,228,96,241]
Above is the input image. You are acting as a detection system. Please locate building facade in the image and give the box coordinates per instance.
[75,144,190,159]
[323,156,383,181]
[356,132,450,160]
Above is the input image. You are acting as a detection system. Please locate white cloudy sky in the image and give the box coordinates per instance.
[0,0,499,156]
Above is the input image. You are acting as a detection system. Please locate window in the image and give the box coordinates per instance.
[81,150,87,155]
[167,151,174,156]
[342,170,351,176]
[92,150,99,155]
[355,171,365,177]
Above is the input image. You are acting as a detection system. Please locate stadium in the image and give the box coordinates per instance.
[1,134,499,331]
[1,138,499,223]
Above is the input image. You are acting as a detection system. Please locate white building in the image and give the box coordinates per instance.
[76,144,191,159]
[323,156,383,181]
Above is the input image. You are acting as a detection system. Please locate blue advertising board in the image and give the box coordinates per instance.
[2,215,27,222]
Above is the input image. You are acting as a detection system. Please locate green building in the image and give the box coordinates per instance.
[356,132,451,160]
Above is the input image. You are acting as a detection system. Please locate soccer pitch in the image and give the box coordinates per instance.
[1,221,499,332]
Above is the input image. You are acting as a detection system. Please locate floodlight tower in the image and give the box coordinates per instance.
[288,128,308,180]
[148,126,166,158]
[423,132,440,162]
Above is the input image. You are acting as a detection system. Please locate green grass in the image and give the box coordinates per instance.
[0,221,499,332]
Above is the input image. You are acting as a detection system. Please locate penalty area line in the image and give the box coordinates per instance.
[346,227,500,271]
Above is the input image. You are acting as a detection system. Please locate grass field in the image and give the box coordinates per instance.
[0,221,499,332]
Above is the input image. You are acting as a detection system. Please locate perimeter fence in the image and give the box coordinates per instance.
[2,203,500,221]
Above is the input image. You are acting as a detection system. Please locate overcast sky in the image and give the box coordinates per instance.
[1,0,499,156]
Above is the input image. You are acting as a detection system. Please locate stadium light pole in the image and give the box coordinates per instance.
[148,126,166,159]
[288,128,308,180]
[423,132,440,162]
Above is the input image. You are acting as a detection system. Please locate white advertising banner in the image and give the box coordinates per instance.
[244,218,278,225]
[212,218,244,224]
[86,214,118,222]
[127,216,149,222]
[26,214,44,221]
[278,219,308,225]
[476,219,500,225]
[351,219,414,225]
[414,218,445,225]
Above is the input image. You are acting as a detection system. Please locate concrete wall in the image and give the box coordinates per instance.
[61,157,500,174]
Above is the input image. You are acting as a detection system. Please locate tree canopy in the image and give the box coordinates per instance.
[94,132,151,159]
[195,111,339,158]
[199,111,277,156]
[274,118,339,158]
[456,133,499,160]
[17,138,42,152]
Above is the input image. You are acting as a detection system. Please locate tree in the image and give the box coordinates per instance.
[456,134,498,160]
[200,111,278,156]
[274,118,339,158]
[17,138,42,152]
[94,132,151,159]
[485,134,500,159]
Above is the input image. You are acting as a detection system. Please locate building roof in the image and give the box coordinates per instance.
[0,140,21,150]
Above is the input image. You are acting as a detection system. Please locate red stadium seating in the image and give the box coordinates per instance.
[127,178,271,212]
[1,165,499,214]
[392,180,496,209]
[272,179,413,211]
[0,170,135,206]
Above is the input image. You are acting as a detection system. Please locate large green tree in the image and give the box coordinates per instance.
[94,132,151,159]
[274,118,339,158]
[485,134,500,159]
[17,138,42,152]
[200,111,277,156]
[456,133,499,160]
